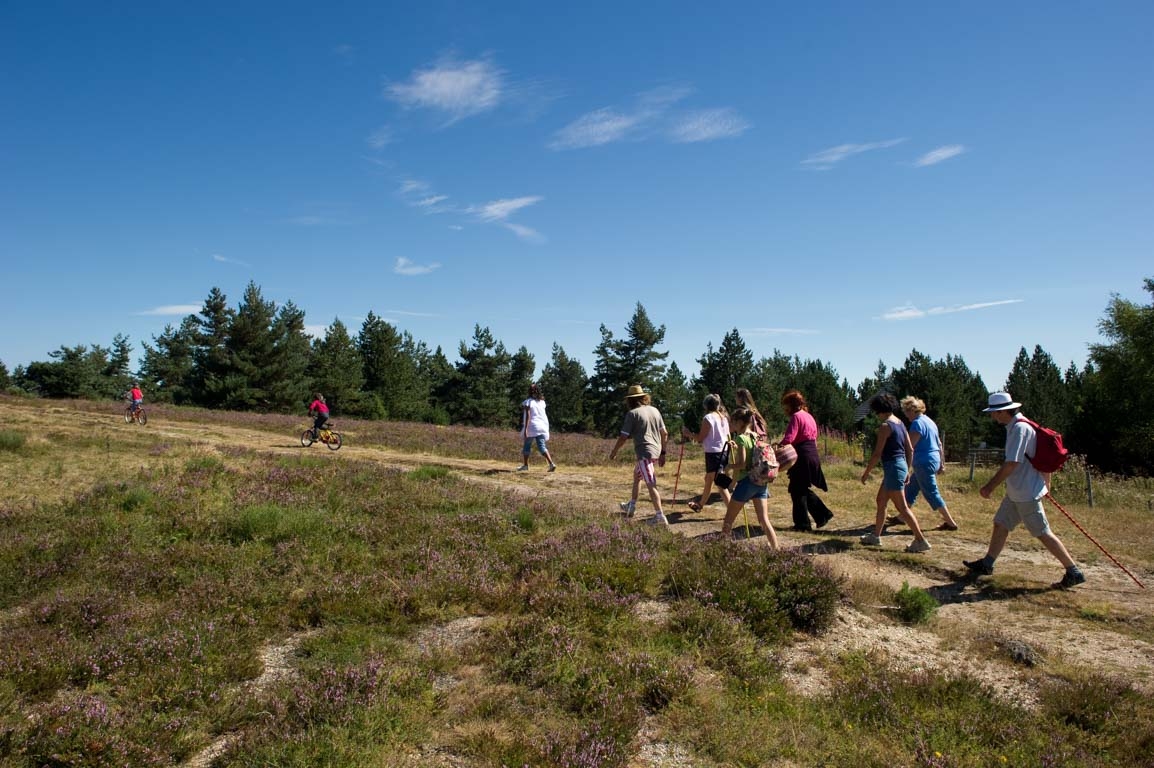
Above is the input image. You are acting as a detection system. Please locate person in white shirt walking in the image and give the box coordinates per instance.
[964,392,1085,589]
[517,383,556,472]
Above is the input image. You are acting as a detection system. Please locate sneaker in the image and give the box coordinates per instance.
[815,513,834,529]
[548,463,557,472]
[646,512,670,527]
[859,533,882,546]
[905,539,932,554]
[619,501,636,517]
[516,465,529,472]
[963,558,994,576]
[1054,569,1086,589]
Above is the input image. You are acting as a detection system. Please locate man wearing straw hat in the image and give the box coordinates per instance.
[609,384,670,527]
[963,392,1086,589]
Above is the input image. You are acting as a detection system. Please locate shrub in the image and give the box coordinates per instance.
[0,429,26,452]
[893,581,938,624]
[664,539,843,640]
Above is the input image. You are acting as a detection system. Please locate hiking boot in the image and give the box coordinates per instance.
[859,533,882,546]
[646,512,670,527]
[516,464,529,472]
[619,501,636,517]
[905,538,932,554]
[548,463,557,472]
[963,558,994,576]
[1054,569,1086,590]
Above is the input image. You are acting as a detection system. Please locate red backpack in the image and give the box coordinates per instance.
[1019,418,1070,473]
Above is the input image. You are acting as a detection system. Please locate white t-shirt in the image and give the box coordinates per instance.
[522,398,550,439]
[702,412,729,453]
[1004,414,1048,501]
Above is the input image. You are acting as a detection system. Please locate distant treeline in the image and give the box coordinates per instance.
[3,278,1151,475]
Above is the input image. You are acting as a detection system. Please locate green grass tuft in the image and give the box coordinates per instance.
[893,581,938,624]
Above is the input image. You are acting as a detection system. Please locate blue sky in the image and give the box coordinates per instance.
[3,2,1151,391]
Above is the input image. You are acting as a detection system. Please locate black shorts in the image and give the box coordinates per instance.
[705,451,728,474]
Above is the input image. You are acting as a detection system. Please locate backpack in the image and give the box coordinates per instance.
[746,434,780,485]
[1019,418,1070,473]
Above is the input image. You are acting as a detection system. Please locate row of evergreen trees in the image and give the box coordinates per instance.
[4,279,1151,475]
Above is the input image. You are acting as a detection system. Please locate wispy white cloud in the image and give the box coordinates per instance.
[212,253,250,266]
[394,257,441,276]
[503,222,545,243]
[882,298,1022,321]
[385,57,504,124]
[137,304,202,316]
[669,108,750,143]
[550,85,747,150]
[469,196,542,222]
[334,44,355,59]
[399,179,429,195]
[549,109,641,150]
[915,144,966,167]
[802,138,907,170]
[303,324,328,339]
[367,125,393,149]
[397,180,543,241]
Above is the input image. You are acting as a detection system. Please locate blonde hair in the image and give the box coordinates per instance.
[901,396,925,415]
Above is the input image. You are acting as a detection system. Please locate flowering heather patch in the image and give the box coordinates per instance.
[664,537,844,639]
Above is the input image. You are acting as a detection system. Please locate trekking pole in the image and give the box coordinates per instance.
[742,503,752,540]
[671,440,686,502]
[1046,493,1145,589]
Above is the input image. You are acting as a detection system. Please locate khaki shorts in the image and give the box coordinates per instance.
[994,497,1051,537]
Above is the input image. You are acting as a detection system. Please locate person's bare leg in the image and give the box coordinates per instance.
[892,491,927,541]
[872,484,888,536]
[721,499,742,536]
[986,522,1010,560]
[1037,531,1076,568]
[753,497,778,549]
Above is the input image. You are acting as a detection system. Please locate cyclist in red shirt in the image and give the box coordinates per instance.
[128,383,144,415]
[307,393,330,439]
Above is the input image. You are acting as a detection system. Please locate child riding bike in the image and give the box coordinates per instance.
[307,393,330,438]
[127,383,144,416]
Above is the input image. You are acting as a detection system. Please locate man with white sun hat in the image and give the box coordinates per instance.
[963,392,1085,589]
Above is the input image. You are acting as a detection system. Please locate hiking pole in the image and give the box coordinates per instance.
[671,440,686,503]
[1046,493,1146,589]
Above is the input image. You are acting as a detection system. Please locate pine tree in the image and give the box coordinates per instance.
[357,313,427,420]
[507,346,536,427]
[440,325,513,427]
[539,343,589,432]
[308,318,364,417]
[220,282,279,410]
[587,303,669,435]
[1077,277,1154,474]
[266,300,313,412]
[141,317,198,403]
[190,287,235,408]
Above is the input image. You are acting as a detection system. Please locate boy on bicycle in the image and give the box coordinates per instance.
[128,383,144,415]
[308,393,330,438]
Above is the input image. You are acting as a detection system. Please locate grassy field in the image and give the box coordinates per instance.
[1,395,1153,767]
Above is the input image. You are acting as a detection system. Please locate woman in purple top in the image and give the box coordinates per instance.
[860,394,931,553]
[778,389,835,531]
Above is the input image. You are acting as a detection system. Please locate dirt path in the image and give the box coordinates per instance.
[7,400,1154,705]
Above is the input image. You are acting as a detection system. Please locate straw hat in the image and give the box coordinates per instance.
[624,384,648,401]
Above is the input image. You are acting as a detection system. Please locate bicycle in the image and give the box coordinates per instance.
[124,404,148,425]
[301,424,342,450]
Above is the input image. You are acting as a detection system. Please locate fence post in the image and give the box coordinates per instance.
[1086,466,1094,508]
[969,450,976,481]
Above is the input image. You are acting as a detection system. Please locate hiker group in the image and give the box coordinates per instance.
[518,381,1086,590]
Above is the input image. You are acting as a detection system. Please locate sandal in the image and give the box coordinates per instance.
[687,501,702,512]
